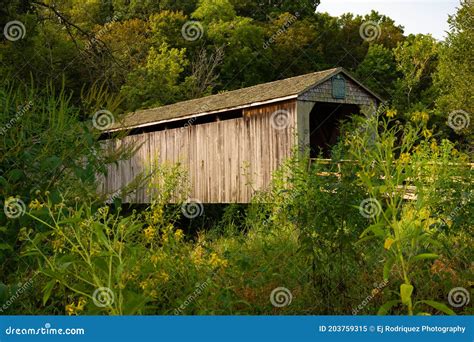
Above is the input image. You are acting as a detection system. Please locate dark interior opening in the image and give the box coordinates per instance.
[309,102,360,158]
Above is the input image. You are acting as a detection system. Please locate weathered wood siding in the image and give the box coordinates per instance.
[101,100,297,203]
[299,75,377,106]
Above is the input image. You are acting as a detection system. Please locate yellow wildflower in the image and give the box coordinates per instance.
[65,304,75,316]
[144,226,156,242]
[150,254,159,266]
[52,238,64,253]
[151,207,164,224]
[191,246,204,265]
[139,280,151,290]
[404,207,416,221]
[419,207,431,220]
[386,109,397,118]
[97,206,109,216]
[411,111,429,123]
[76,298,86,311]
[174,229,184,241]
[398,153,411,164]
[29,199,44,210]
[451,148,459,156]
[208,252,228,268]
[384,237,395,250]
[159,271,170,282]
[430,140,439,152]
[421,111,429,122]
[422,129,432,139]
[65,298,86,315]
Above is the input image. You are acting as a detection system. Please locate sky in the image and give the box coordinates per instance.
[317,0,461,40]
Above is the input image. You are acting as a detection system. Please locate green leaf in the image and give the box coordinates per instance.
[378,300,401,315]
[42,280,56,306]
[360,222,385,238]
[93,223,110,247]
[417,300,455,316]
[383,255,396,281]
[411,253,438,262]
[7,169,23,182]
[400,284,414,305]
[55,255,76,271]
[0,243,13,251]
[40,156,62,171]
[122,291,150,315]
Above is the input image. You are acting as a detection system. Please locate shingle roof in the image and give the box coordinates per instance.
[110,67,379,131]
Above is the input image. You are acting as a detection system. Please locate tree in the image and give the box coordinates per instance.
[192,0,268,89]
[230,0,320,21]
[92,18,151,93]
[120,43,189,111]
[149,11,188,48]
[393,34,439,110]
[111,0,199,18]
[435,0,473,144]
[193,0,236,22]
[264,13,323,79]
[184,45,225,98]
[356,44,399,100]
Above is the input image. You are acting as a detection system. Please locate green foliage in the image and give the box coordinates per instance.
[0,1,409,107]
[230,0,319,20]
[0,81,135,283]
[193,0,237,22]
[356,44,399,99]
[393,34,439,110]
[346,106,472,315]
[20,163,189,315]
[435,0,473,148]
[120,44,189,110]
[112,0,199,18]
[1,0,472,317]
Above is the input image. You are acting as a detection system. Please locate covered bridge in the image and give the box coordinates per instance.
[101,67,382,203]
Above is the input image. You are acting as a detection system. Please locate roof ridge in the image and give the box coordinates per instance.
[109,67,376,131]
[129,67,342,115]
